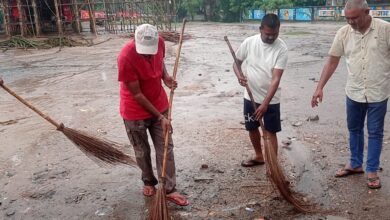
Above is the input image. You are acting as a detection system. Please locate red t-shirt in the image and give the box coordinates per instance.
[117,37,168,120]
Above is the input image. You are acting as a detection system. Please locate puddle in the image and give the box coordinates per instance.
[283,140,325,200]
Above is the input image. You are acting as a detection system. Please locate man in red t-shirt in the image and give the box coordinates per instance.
[118,24,188,206]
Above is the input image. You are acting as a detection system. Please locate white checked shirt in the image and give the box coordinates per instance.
[329,17,390,103]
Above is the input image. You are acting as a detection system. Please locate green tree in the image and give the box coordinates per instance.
[218,0,253,22]
[292,0,326,6]
[179,0,203,21]
[204,0,218,21]
[0,9,3,26]
[253,0,293,11]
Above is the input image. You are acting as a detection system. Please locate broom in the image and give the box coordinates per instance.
[0,81,137,167]
[148,19,187,220]
[224,36,313,212]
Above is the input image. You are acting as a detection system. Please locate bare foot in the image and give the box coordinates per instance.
[143,185,156,197]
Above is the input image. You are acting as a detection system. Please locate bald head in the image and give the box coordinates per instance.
[344,0,371,32]
[345,0,369,10]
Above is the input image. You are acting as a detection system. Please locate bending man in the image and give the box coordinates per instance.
[117,24,189,205]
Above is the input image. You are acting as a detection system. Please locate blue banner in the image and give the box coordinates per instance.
[279,9,295,21]
[253,10,266,20]
[296,8,312,21]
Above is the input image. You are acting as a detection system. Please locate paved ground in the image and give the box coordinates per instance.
[0,22,390,220]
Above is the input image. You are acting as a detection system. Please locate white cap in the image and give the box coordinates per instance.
[135,24,159,55]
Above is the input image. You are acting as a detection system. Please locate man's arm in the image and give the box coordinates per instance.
[125,80,171,133]
[311,55,341,107]
[162,62,177,89]
[254,68,283,120]
[0,77,3,85]
[233,59,247,86]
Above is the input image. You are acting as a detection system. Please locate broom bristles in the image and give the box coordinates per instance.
[0,84,137,167]
[263,136,315,213]
[149,184,170,220]
[61,126,138,167]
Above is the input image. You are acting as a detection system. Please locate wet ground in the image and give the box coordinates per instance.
[1,22,390,220]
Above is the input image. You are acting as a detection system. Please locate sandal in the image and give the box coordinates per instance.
[241,159,265,167]
[367,177,381,189]
[335,167,364,178]
[166,192,189,206]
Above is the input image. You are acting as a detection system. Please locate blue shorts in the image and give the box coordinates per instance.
[243,98,281,133]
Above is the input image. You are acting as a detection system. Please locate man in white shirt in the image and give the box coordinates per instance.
[312,0,390,189]
[233,14,288,167]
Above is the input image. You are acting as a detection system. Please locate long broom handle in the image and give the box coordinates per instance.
[161,19,187,179]
[223,36,265,128]
[0,83,62,129]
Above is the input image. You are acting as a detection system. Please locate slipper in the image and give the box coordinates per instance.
[241,159,265,167]
[166,193,189,206]
[367,177,381,189]
[335,168,364,178]
[143,186,156,197]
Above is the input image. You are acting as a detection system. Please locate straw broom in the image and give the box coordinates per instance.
[148,19,187,220]
[0,81,137,167]
[224,36,313,213]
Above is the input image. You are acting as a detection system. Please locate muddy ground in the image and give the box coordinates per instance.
[0,22,390,220]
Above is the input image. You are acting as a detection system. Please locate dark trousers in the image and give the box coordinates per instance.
[124,116,176,192]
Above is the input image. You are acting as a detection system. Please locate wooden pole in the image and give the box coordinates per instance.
[113,0,117,34]
[129,2,133,32]
[16,0,25,36]
[53,0,63,35]
[167,0,171,30]
[102,0,107,31]
[1,0,11,36]
[30,0,41,36]
[86,0,96,34]
[71,0,80,33]
[119,1,122,31]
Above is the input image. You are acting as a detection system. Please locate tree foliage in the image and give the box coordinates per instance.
[292,0,327,6]
[253,0,293,11]
[219,0,253,22]
[177,0,204,20]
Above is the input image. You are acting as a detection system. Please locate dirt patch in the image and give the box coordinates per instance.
[0,22,389,220]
